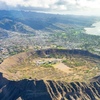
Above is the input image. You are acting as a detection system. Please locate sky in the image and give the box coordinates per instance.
[0,0,100,16]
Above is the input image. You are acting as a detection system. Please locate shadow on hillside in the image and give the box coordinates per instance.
[0,72,51,100]
[0,71,100,100]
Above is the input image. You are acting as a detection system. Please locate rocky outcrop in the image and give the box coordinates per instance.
[0,72,100,100]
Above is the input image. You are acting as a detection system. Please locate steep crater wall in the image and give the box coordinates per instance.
[36,49,100,59]
[0,72,100,100]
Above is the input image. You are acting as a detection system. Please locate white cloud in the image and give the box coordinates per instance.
[0,0,100,15]
[0,0,57,7]
[78,0,100,8]
[0,0,23,7]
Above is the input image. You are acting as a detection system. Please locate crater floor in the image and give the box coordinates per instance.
[0,49,100,83]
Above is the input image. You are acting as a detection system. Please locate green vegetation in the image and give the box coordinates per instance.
[0,12,100,58]
[41,63,53,68]
[7,46,25,56]
[62,57,86,67]
[0,58,3,64]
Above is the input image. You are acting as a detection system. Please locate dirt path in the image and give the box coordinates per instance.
[53,63,72,73]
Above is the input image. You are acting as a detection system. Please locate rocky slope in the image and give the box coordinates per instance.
[35,49,100,59]
[0,72,100,100]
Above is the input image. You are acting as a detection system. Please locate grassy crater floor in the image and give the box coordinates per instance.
[5,53,100,83]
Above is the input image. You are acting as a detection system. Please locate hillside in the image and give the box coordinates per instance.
[0,72,100,100]
[0,10,100,60]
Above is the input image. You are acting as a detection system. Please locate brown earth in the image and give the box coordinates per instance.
[0,49,100,83]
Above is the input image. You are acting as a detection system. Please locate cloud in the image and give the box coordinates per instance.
[0,0,100,15]
[0,1,8,10]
